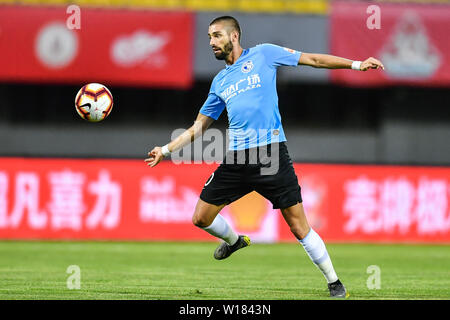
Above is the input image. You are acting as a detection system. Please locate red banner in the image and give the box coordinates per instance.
[330,1,450,87]
[282,164,450,243]
[0,5,193,88]
[0,158,449,243]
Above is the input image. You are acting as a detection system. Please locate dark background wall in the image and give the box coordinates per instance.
[1,81,449,165]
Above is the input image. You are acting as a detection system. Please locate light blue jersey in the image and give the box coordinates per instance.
[199,43,302,150]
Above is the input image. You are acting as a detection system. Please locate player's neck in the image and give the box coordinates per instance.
[225,47,244,66]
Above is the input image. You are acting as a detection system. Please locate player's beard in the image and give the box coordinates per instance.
[214,40,233,60]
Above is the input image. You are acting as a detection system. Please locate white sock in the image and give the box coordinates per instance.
[299,228,339,284]
[202,214,239,245]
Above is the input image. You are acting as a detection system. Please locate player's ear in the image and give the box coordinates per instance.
[231,30,239,43]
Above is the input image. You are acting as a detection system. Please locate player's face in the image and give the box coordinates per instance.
[208,23,233,60]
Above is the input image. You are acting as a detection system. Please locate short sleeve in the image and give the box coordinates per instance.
[257,43,302,68]
[199,79,226,120]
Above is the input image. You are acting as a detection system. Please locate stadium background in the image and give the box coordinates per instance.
[0,0,449,244]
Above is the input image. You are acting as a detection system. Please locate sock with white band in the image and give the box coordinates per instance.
[299,228,339,284]
[202,214,239,245]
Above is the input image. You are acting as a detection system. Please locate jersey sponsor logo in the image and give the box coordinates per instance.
[241,60,254,73]
[219,74,261,103]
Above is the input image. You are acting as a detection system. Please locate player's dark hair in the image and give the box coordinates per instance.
[209,16,241,43]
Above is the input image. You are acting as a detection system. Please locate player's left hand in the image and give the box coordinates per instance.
[360,57,384,71]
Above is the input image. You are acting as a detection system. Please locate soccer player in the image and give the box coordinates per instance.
[145,16,384,298]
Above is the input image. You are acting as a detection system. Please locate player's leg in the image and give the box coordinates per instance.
[254,142,347,297]
[280,203,337,281]
[280,202,347,298]
[192,198,251,260]
[194,162,252,259]
[192,198,236,244]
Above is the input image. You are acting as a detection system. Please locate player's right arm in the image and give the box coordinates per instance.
[145,113,214,167]
[146,73,225,168]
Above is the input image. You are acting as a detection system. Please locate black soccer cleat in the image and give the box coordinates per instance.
[328,279,349,298]
[214,235,251,260]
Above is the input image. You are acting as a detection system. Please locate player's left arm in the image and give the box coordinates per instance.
[298,53,384,71]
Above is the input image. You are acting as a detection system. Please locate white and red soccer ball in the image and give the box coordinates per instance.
[75,83,113,122]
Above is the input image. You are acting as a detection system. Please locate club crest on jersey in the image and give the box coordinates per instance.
[241,60,253,73]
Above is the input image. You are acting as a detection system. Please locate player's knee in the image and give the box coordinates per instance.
[192,214,210,228]
[290,225,310,240]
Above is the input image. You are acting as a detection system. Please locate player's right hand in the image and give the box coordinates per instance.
[145,147,164,167]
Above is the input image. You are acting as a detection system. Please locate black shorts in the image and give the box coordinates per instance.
[199,142,302,209]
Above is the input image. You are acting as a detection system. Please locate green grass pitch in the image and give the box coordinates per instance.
[0,241,448,300]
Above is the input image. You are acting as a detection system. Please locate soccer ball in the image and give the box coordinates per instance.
[75,83,113,122]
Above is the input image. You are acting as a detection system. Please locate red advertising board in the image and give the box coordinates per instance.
[330,1,450,86]
[0,157,449,243]
[282,163,450,243]
[0,5,193,88]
